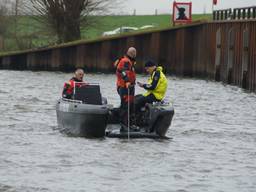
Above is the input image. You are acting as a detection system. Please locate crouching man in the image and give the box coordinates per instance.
[136,60,168,112]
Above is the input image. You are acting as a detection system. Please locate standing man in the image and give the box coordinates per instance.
[115,47,138,132]
[62,68,86,99]
[136,60,168,112]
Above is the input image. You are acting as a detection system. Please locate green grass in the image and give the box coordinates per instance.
[0,14,212,52]
[83,15,172,39]
[82,14,211,39]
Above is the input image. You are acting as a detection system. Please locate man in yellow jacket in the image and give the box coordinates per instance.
[136,60,167,112]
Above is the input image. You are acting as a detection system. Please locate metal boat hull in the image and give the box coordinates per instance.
[56,99,174,138]
[106,102,175,138]
[56,99,109,137]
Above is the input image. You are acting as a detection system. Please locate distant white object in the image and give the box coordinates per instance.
[140,25,155,29]
[102,27,138,36]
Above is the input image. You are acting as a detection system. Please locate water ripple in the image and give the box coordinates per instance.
[0,70,255,192]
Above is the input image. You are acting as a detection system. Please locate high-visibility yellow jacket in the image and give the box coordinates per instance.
[143,66,167,100]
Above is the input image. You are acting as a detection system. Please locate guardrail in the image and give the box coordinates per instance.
[213,6,256,21]
[213,8,232,20]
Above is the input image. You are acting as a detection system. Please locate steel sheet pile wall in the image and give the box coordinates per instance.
[203,21,256,92]
[0,23,202,75]
[0,21,255,92]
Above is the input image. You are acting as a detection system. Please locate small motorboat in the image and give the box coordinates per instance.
[56,84,174,139]
[56,84,109,137]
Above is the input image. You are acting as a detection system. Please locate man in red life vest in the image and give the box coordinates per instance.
[62,68,86,99]
[115,47,139,132]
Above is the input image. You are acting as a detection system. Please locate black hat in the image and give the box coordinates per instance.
[145,60,156,68]
[178,7,186,13]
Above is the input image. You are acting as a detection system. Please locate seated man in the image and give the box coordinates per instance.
[136,60,168,112]
[62,68,87,99]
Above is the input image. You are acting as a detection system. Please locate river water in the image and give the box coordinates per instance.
[0,70,256,192]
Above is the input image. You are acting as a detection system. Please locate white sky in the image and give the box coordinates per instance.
[120,0,256,15]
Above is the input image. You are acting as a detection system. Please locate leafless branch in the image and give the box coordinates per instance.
[29,0,121,43]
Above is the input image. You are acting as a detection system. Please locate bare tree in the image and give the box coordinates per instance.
[29,0,119,43]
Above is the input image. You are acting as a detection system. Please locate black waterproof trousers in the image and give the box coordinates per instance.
[135,93,160,113]
[117,86,135,127]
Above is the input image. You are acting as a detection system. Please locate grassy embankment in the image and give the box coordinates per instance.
[1,14,211,53]
[84,14,211,39]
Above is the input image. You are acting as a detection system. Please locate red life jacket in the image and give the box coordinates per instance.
[116,56,136,88]
[62,78,86,98]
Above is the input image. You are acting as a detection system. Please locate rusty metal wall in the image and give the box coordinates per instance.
[0,21,256,92]
[206,20,256,92]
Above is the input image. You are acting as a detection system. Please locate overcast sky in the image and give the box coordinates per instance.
[120,0,256,15]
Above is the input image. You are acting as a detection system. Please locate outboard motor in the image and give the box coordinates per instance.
[136,101,174,137]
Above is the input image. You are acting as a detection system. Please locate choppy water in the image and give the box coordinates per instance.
[0,70,256,192]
